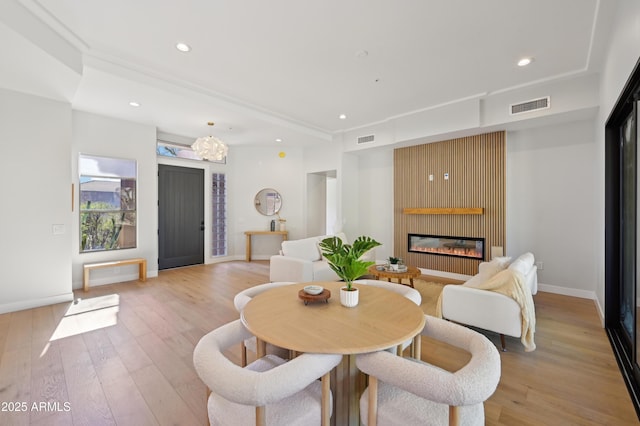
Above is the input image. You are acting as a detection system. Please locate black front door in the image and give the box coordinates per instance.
[158,165,204,270]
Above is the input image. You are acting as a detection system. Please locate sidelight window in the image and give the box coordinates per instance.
[212,173,227,256]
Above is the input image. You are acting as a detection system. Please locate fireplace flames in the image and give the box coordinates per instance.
[408,234,484,260]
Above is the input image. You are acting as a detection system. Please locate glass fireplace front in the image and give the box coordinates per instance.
[408,234,484,260]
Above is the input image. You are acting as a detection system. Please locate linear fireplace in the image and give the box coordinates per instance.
[408,234,484,260]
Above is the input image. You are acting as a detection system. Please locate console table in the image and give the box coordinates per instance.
[244,230,288,261]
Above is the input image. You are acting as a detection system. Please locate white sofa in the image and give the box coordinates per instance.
[269,233,375,282]
[440,252,537,351]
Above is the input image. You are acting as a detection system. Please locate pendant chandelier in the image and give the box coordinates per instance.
[191,121,228,161]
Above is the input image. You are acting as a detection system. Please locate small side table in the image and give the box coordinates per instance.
[367,264,422,288]
[244,230,289,261]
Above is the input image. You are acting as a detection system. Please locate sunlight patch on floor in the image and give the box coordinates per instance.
[47,294,120,345]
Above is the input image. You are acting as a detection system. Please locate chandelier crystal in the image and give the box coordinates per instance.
[191,122,228,161]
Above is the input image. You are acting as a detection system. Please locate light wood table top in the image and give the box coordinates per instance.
[241,281,425,355]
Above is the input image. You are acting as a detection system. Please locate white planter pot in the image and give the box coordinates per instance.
[340,287,359,308]
[390,264,399,271]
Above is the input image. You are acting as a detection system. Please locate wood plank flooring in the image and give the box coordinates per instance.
[0,261,637,425]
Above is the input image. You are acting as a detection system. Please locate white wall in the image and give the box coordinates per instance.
[0,89,74,313]
[303,142,342,236]
[326,176,337,234]
[229,146,305,260]
[71,111,158,289]
[306,173,327,236]
[507,120,598,297]
[354,148,395,261]
[340,152,360,240]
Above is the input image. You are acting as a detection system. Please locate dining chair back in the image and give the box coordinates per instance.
[233,281,295,365]
[193,319,342,426]
[356,315,501,426]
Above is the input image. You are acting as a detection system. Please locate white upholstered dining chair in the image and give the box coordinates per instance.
[233,281,295,365]
[193,319,342,426]
[356,315,501,426]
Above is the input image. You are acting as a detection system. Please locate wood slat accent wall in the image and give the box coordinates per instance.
[402,208,484,215]
[394,131,506,275]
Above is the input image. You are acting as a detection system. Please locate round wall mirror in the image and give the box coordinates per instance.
[254,188,282,216]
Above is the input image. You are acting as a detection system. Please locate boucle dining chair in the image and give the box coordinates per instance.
[233,281,295,366]
[193,319,343,426]
[356,315,501,426]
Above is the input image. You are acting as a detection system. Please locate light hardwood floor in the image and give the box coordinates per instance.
[0,261,637,425]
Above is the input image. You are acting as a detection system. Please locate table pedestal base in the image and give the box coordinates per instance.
[332,354,365,426]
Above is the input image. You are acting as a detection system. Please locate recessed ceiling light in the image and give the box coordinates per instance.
[129,101,140,107]
[275,138,282,142]
[339,114,347,120]
[517,57,533,67]
[176,42,191,52]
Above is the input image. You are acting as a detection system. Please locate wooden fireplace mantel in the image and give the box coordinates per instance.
[402,207,484,215]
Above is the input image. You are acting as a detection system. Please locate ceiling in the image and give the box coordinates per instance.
[0,0,615,147]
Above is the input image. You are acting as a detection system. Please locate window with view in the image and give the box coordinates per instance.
[79,154,137,252]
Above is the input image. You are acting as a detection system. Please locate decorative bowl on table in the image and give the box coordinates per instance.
[384,265,408,273]
[304,285,324,295]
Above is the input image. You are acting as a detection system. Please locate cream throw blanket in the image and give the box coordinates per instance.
[436,268,536,352]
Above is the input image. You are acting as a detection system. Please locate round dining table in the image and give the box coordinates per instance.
[241,281,426,426]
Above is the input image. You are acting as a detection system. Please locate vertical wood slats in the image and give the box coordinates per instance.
[394,131,506,275]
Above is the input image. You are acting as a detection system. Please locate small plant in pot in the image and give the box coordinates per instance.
[388,256,401,271]
[319,235,381,307]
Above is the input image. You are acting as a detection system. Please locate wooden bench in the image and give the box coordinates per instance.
[83,258,147,292]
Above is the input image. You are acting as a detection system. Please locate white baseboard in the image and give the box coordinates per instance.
[419,268,472,282]
[0,293,74,315]
[537,283,596,300]
[206,255,245,263]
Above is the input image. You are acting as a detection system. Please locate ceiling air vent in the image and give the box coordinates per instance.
[509,96,550,115]
[357,134,375,144]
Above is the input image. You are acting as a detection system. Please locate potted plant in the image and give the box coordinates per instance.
[388,256,401,271]
[319,235,381,307]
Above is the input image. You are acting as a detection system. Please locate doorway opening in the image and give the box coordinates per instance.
[306,170,337,236]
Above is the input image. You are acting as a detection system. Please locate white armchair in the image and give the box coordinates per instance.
[193,319,343,426]
[356,315,501,426]
[269,232,375,282]
[269,235,340,282]
[440,252,537,351]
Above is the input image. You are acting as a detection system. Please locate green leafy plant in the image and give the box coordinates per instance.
[388,256,400,264]
[319,235,381,290]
